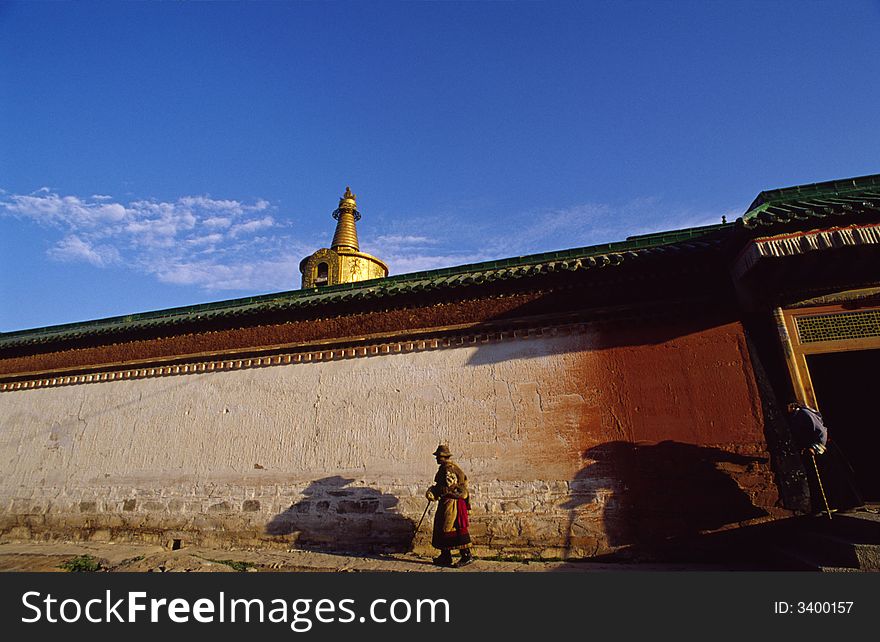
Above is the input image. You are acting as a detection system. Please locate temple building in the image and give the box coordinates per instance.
[0,174,878,560]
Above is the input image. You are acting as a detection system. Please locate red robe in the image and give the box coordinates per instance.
[429,461,472,550]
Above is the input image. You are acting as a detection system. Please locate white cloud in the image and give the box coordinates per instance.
[373,234,437,246]
[3,192,129,228]
[363,197,736,277]
[229,215,275,237]
[362,230,492,276]
[0,189,302,292]
[382,252,496,275]
[202,216,233,229]
[185,233,225,247]
[47,235,121,267]
[150,254,304,292]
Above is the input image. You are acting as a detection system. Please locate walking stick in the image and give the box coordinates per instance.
[811,453,833,521]
[416,501,432,532]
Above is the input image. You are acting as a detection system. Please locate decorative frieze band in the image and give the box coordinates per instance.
[732,222,880,279]
[0,323,585,393]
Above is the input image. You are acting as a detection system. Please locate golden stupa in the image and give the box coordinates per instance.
[299,187,389,288]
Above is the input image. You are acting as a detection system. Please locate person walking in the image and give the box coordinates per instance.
[425,443,473,567]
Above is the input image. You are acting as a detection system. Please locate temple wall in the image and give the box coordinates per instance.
[0,319,785,557]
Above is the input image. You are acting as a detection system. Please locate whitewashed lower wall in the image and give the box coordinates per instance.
[1,336,602,555]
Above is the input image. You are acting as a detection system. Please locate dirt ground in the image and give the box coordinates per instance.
[0,540,751,573]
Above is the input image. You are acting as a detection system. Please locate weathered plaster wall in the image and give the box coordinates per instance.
[0,319,784,557]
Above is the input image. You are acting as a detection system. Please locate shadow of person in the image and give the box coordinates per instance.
[562,441,769,558]
[266,476,415,554]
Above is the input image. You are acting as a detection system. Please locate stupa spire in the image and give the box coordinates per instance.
[330,186,361,251]
[299,187,388,289]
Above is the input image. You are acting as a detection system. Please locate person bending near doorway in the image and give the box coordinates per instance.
[787,402,868,513]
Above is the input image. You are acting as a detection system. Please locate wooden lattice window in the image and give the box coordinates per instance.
[795,309,880,344]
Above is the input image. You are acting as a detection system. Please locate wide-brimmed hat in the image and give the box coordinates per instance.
[432,443,452,458]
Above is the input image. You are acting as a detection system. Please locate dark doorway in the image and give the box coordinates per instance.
[316,262,329,286]
[807,349,880,500]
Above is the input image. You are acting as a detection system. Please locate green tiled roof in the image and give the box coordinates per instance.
[0,222,731,349]
[742,173,880,229]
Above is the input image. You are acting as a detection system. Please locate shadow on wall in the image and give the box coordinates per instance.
[266,476,415,554]
[562,440,769,553]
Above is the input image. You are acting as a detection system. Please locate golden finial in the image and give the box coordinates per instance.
[339,186,357,209]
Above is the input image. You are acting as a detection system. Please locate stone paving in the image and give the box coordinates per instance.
[0,540,753,572]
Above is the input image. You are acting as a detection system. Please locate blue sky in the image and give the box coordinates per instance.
[2,1,879,331]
